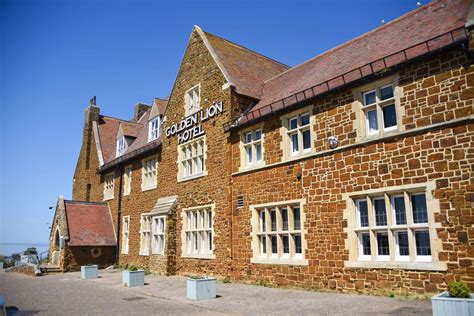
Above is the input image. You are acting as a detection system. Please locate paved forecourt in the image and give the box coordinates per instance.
[0,270,432,315]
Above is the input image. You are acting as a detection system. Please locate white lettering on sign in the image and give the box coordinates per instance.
[166,101,224,144]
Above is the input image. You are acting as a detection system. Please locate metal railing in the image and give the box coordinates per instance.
[223,27,468,132]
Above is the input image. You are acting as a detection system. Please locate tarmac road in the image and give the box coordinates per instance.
[0,269,432,315]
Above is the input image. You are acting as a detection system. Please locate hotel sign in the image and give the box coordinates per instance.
[165,101,224,144]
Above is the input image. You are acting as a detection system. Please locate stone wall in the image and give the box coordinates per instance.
[111,28,234,277]
[62,246,116,271]
[230,48,474,296]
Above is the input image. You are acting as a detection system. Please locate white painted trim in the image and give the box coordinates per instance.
[92,121,104,166]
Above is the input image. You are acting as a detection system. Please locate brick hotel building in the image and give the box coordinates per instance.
[49,0,474,296]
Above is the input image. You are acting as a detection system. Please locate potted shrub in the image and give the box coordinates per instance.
[432,281,474,316]
[80,264,98,279]
[122,265,145,287]
[187,276,217,300]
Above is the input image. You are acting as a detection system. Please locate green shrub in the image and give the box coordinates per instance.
[448,281,470,298]
[128,265,139,271]
[222,277,231,283]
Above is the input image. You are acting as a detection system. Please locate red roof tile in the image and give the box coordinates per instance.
[202,30,290,99]
[252,0,471,112]
[65,201,116,247]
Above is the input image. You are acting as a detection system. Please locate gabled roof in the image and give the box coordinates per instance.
[196,26,290,99]
[97,98,168,171]
[250,0,471,112]
[64,200,116,247]
[119,121,142,139]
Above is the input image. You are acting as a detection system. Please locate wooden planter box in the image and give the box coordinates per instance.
[431,291,474,316]
[122,270,144,287]
[187,277,217,300]
[80,265,98,280]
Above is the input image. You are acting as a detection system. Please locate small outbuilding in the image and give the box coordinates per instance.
[48,196,116,271]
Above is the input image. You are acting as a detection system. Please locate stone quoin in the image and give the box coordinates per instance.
[50,0,474,298]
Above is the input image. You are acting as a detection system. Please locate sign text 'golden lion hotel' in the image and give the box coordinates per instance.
[48,0,474,297]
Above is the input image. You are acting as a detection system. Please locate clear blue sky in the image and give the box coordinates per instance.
[0,0,422,251]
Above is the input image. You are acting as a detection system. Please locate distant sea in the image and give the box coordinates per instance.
[0,243,49,257]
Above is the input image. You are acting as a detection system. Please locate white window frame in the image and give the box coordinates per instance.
[250,199,307,265]
[148,116,160,142]
[139,214,151,256]
[353,76,403,139]
[141,156,158,191]
[116,136,127,157]
[280,106,315,161]
[240,127,264,170]
[177,136,207,182]
[103,172,114,200]
[344,183,445,271]
[181,204,215,259]
[151,215,166,255]
[185,84,200,116]
[121,216,130,254]
[123,165,132,196]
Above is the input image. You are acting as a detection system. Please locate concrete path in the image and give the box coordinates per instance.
[0,269,432,315]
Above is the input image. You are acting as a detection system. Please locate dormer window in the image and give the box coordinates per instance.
[148,116,160,142]
[185,84,200,116]
[116,136,127,157]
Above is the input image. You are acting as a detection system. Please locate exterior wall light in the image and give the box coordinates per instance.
[328,136,339,149]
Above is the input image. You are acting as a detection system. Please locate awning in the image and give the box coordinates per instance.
[150,196,177,215]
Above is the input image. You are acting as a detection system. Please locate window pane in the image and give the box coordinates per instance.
[290,133,298,153]
[302,129,311,150]
[360,233,371,256]
[376,233,389,256]
[301,114,310,126]
[415,230,431,256]
[256,144,262,162]
[260,211,266,232]
[393,196,407,225]
[382,104,397,129]
[293,207,301,230]
[270,209,277,231]
[281,208,288,231]
[294,234,302,254]
[260,236,266,254]
[255,129,262,140]
[364,91,376,105]
[289,118,298,130]
[271,235,278,254]
[282,235,289,254]
[380,85,394,100]
[358,200,369,227]
[208,232,213,252]
[208,211,212,229]
[366,110,378,134]
[374,198,387,226]
[246,146,252,164]
[397,231,409,256]
[193,232,198,253]
[245,132,252,144]
[193,212,198,229]
[412,194,428,223]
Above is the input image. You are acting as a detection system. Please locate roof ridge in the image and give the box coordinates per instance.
[202,30,291,69]
[100,115,138,124]
[64,200,108,205]
[262,0,443,84]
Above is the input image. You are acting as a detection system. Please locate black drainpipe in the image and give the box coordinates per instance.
[115,167,124,265]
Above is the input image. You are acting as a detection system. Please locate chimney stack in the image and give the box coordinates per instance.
[134,102,151,122]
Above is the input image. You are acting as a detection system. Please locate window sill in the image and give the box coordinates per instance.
[142,185,157,192]
[139,253,150,256]
[103,196,114,201]
[181,254,216,260]
[239,162,266,173]
[178,171,208,183]
[151,252,165,256]
[344,260,447,271]
[251,258,308,266]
